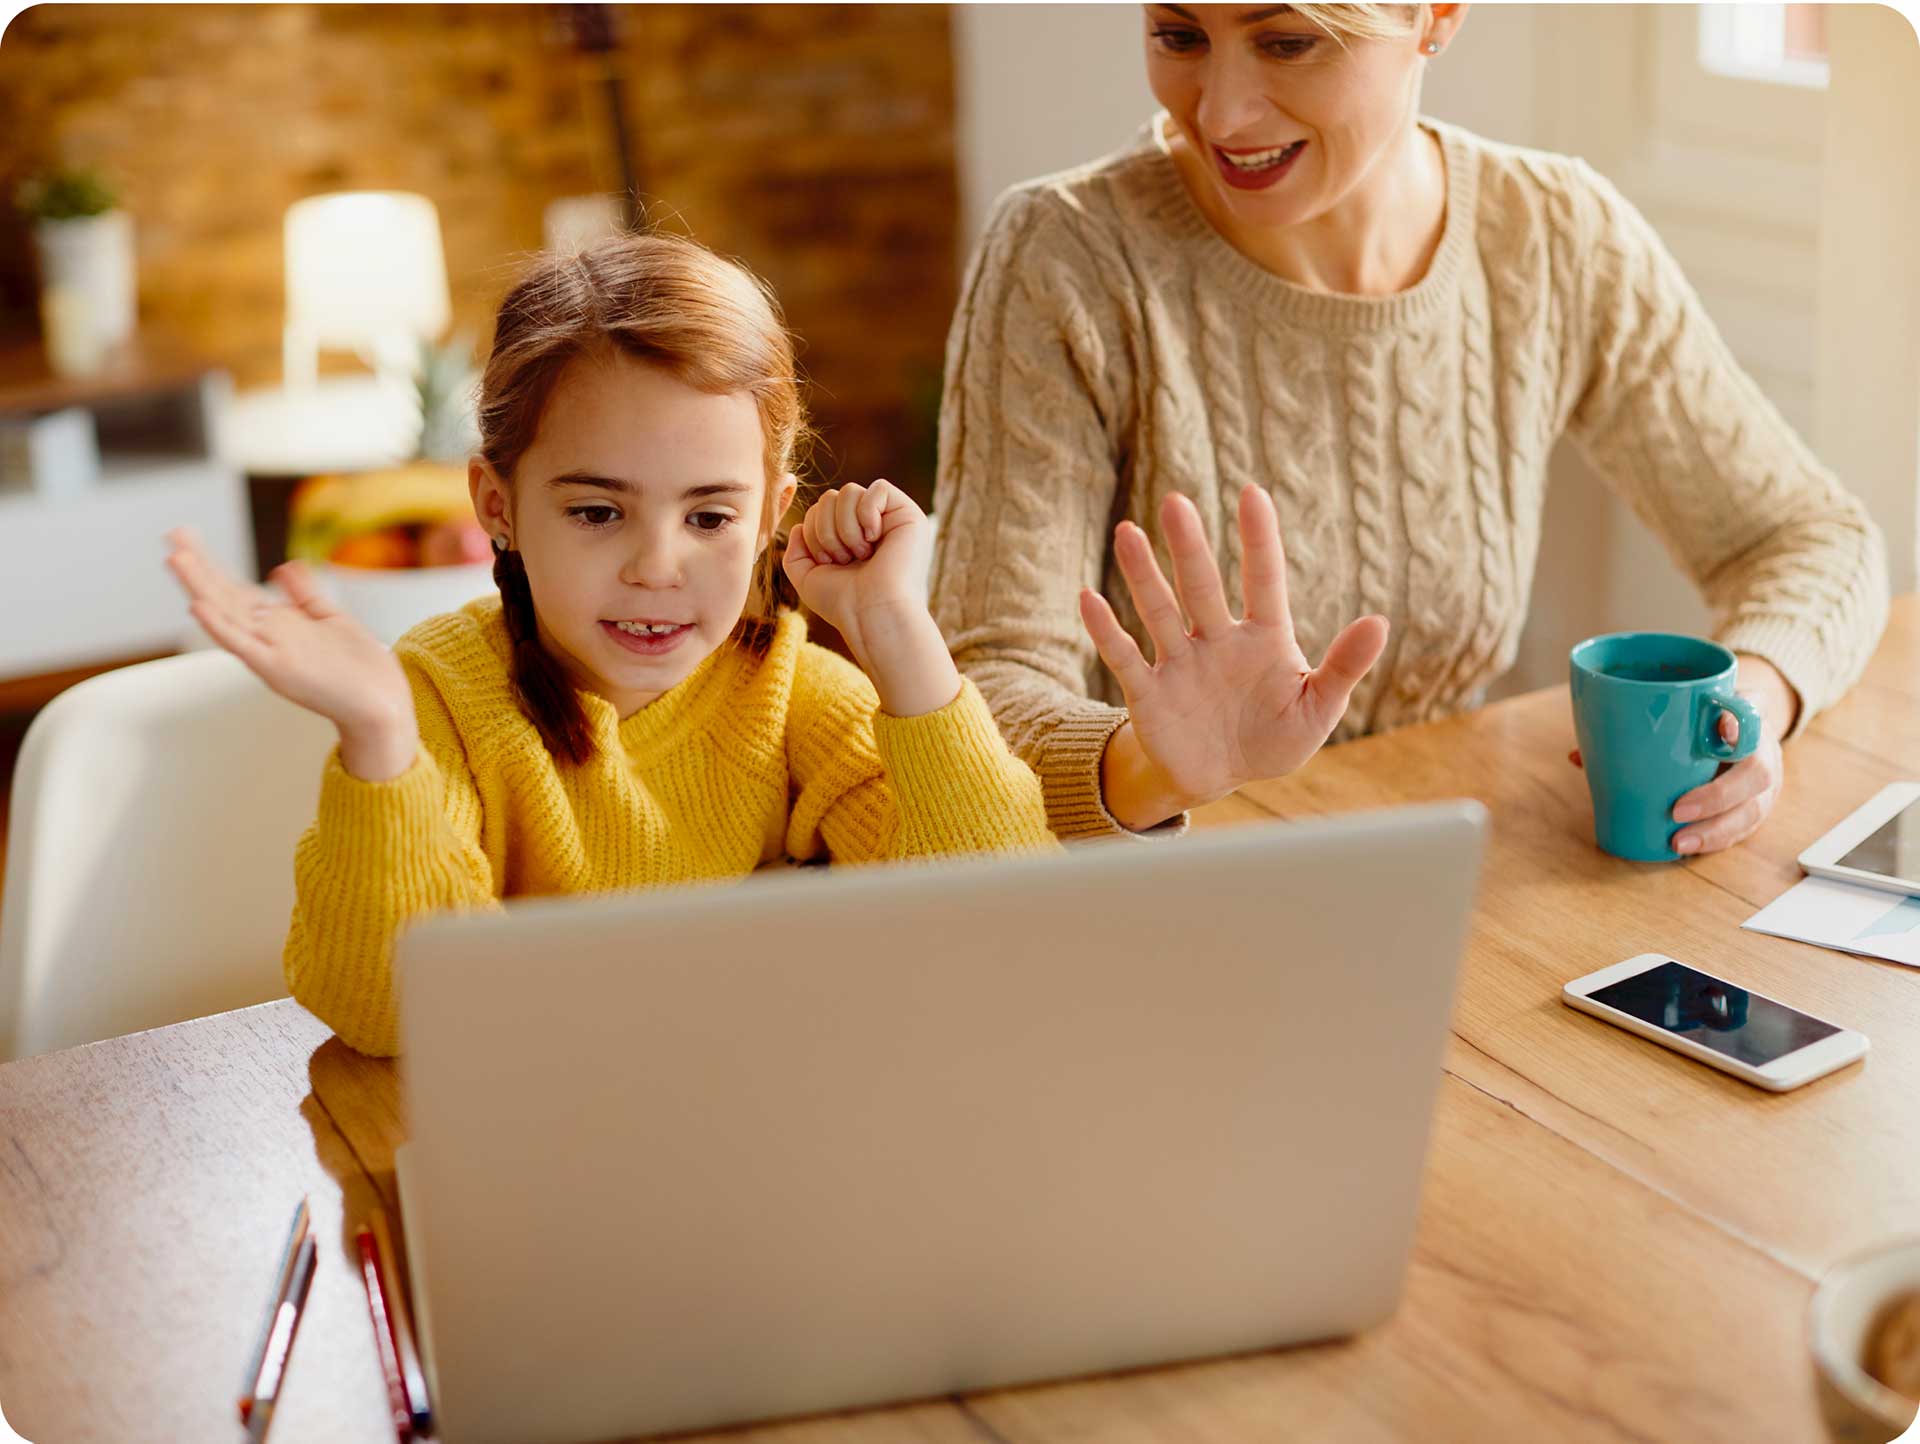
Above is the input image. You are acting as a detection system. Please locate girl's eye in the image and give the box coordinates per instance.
[1259,33,1319,59]
[689,511,735,533]
[566,504,620,528]
[1150,25,1206,53]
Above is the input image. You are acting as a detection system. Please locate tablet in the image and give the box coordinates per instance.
[1798,782,1920,898]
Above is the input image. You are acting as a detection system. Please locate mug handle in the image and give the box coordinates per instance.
[1699,693,1762,762]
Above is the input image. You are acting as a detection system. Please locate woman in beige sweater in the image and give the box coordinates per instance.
[930,1,1888,853]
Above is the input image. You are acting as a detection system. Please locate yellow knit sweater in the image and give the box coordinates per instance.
[285,598,1058,1056]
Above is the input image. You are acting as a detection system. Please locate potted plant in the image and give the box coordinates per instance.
[15,166,137,378]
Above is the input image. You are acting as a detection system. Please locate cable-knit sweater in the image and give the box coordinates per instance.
[284,599,1057,1056]
[931,114,1890,840]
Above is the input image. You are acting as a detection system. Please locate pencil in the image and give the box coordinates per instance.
[357,1226,413,1442]
[248,1232,317,1442]
[238,1195,310,1424]
[368,1207,433,1431]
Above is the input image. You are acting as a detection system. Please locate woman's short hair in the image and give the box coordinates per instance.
[1289,3,1424,44]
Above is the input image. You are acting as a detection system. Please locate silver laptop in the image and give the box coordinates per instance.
[394,800,1487,1444]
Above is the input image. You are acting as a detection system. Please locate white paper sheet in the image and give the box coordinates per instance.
[1742,875,1920,967]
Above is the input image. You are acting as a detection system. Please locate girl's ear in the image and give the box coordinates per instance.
[766,472,799,547]
[470,458,513,549]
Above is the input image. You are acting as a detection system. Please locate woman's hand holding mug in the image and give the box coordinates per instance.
[1568,652,1793,857]
[1080,484,1390,830]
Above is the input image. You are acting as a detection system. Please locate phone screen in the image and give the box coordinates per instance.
[1837,796,1920,885]
[1586,960,1839,1068]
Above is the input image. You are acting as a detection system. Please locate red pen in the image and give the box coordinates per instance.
[369,1207,433,1431]
[357,1225,413,1442]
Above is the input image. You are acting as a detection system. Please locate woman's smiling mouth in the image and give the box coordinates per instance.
[1213,139,1307,191]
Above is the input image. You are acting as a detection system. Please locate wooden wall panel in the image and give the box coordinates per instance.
[0,4,958,493]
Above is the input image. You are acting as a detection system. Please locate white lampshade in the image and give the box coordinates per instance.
[283,191,451,382]
[543,194,624,252]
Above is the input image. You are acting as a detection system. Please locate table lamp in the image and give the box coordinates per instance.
[281,191,451,389]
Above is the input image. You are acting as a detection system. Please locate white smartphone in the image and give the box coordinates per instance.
[1798,782,1920,897]
[1562,954,1868,1091]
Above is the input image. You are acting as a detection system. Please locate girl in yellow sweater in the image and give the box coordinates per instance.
[165,232,1056,1057]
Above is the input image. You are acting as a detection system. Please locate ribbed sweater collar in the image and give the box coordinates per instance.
[1132,110,1479,333]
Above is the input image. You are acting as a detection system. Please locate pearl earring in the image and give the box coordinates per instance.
[1424,40,1441,54]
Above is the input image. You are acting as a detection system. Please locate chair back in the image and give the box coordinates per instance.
[0,652,335,1059]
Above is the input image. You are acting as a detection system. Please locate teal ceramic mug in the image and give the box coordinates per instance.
[1569,632,1762,861]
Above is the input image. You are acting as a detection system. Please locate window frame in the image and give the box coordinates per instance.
[1650,4,1826,162]
[1695,3,1832,91]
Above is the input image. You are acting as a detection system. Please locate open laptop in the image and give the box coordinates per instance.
[393,799,1488,1444]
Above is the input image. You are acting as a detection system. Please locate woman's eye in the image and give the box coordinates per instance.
[1259,34,1319,59]
[689,511,734,533]
[567,505,620,528]
[1151,25,1206,53]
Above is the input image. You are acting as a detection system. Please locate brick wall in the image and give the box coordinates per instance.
[0,4,958,495]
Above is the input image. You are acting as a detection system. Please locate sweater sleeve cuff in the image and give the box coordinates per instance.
[871,677,1035,804]
[1717,615,1839,743]
[1032,703,1190,843]
[314,745,447,871]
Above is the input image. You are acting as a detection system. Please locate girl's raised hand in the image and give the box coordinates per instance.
[1079,484,1390,815]
[781,480,932,657]
[164,528,418,778]
[782,480,960,718]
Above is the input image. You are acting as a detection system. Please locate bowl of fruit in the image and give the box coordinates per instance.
[286,460,496,644]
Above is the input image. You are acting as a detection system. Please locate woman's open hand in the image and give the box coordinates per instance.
[1080,484,1390,822]
[164,528,418,778]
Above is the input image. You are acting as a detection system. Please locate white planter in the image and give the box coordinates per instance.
[0,405,101,498]
[309,560,497,646]
[34,210,136,378]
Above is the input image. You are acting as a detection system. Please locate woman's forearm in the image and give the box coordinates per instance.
[1100,721,1196,832]
[1733,653,1800,743]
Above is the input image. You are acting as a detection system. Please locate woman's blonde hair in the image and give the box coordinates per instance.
[475,230,815,765]
[1287,3,1423,44]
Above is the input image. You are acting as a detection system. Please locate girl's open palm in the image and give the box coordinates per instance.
[164,528,414,737]
[1079,485,1390,807]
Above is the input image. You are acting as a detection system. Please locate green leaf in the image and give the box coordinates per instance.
[15,168,119,221]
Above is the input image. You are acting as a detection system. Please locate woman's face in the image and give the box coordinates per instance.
[473,351,792,717]
[1143,4,1436,230]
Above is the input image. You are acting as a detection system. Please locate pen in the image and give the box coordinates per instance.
[357,1225,413,1442]
[248,1232,317,1443]
[369,1207,433,1431]
[238,1195,311,1424]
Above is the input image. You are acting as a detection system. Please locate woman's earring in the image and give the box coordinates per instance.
[491,534,508,555]
[1424,40,1441,54]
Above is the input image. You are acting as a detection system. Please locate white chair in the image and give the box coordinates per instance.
[0,652,336,1060]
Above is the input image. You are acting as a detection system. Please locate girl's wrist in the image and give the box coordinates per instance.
[847,603,962,718]
[337,708,419,782]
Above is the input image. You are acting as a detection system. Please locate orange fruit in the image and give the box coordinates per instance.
[329,528,418,569]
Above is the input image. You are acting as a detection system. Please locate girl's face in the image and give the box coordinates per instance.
[473,352,794,717]
[1143,4,1433,231]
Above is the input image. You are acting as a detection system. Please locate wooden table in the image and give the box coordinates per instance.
[4,600,1917,1443]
